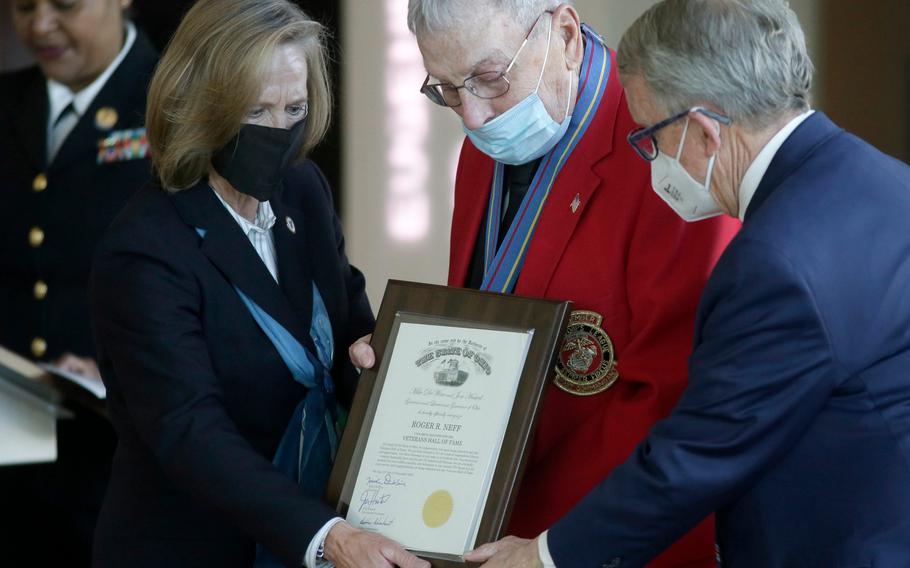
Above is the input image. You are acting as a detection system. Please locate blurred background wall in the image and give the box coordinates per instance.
[2,0,907,310]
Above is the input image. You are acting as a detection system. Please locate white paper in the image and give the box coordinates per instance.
[0,382,57,466]
[39,363,106,399]
[347,321,533,557]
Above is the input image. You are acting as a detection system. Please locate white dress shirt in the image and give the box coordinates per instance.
[736,110,815,221]
[539,531,557,567]
[212,187,342,566]
[211,188,279,281]
[45,21,137,161]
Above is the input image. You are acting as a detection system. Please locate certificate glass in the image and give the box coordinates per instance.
[328,281,570,566]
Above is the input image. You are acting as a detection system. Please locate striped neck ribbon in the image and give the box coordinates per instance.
[481,24,610,294]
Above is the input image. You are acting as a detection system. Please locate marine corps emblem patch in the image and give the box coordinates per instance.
[554,310,618,396]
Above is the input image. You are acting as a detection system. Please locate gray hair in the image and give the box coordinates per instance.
[617,0,813,130]
[407,0,565,37]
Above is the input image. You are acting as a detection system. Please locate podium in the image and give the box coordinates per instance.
[0,346,72,466]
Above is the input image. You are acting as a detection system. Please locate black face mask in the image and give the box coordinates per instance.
[211,118,307,202]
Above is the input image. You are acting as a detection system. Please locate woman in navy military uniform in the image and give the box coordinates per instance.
[0,0,157,565]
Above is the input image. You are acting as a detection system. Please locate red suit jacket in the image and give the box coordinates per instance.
[448,54,739,567]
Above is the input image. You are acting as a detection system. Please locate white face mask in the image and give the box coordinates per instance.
[463,19,573,165]
[650,118,723,222]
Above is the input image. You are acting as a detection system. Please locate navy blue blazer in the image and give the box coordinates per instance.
[89,162,374,568]
[547,113,910,568]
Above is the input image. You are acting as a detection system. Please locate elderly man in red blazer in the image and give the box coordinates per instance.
[351,2,740,566]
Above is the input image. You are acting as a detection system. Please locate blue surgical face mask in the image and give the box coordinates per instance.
[463,20,573,165]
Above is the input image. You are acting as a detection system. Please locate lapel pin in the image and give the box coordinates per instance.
[286,216,296,234]
[570,193,581,214]
[95,107,118,130]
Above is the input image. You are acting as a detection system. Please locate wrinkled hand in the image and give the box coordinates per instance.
[348,334,376,370]
[324,521,429,568]
[54,352,101,380]
[465,536,543,568]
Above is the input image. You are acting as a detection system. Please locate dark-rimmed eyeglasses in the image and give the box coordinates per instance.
[419,9,555,108]
[627,106,732,161]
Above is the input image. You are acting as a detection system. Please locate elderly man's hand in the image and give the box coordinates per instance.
[464,535,543,568]
[323,521,429,568]
[348,334,376,370]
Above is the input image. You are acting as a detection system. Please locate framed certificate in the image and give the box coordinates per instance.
[327,281,570,566]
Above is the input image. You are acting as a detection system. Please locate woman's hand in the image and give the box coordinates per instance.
[323,521,429,568]
[54,352,101,379]
[348,334,376,370]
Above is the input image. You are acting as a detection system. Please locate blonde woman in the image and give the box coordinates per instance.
[89,1,427,567]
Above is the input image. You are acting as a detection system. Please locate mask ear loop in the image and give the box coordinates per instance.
[703,150,717,190]
[562,64,574,121]
[534,14,554,94]
[675,117,690,161]
[703,119,722,190]
[677,116,722,189]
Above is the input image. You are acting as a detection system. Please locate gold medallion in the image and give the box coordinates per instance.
[95,107,118,130]
[554,310,619,396]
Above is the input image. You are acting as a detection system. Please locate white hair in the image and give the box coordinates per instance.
[407,0,566,36]
[617,0,814,130]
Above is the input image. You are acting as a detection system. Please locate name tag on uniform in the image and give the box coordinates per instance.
[97,128,149,164]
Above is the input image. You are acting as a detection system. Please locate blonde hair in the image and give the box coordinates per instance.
[146,0,333,190]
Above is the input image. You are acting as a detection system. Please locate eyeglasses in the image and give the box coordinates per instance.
[627,106,732,161]
[419,9,554,108]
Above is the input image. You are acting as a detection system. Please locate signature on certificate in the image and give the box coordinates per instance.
[358,488,394,513]
[367,473,408,487]
[358,514,396,527]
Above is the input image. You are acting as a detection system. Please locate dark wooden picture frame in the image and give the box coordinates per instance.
[326,281,570,566]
